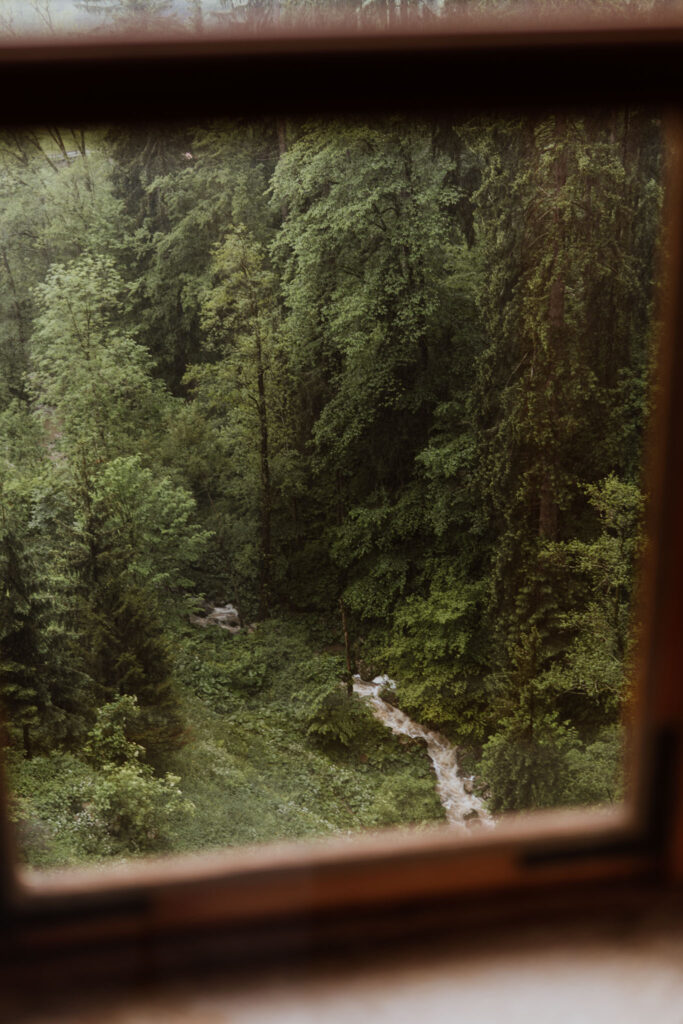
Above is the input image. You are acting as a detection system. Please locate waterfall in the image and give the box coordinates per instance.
[353,675,492,831]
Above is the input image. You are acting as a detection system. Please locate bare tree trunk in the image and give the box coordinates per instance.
[340,599,353,695]
[255,334,272,619]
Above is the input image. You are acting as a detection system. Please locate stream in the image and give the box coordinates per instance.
[191,606,491,830]
[353,675,492,831]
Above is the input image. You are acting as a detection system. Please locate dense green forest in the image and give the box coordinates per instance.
[0,110,661,868]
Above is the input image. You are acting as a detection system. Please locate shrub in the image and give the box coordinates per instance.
[8,698,195,866]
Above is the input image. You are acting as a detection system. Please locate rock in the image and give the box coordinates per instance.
[380,685,399,706]
[190,602,243,632]
[207,604,240,627]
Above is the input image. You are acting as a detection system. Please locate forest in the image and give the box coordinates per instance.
[0,109,662,868]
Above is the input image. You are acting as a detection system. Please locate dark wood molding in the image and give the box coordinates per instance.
[1,15,683,124]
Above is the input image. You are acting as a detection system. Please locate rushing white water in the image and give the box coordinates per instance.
[353,675,492,831]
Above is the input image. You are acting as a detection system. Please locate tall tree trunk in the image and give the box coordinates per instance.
[339,599,353,694]
[538,121,568,541]
[255,334,272,618]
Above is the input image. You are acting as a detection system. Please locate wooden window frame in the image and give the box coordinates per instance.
[3,11,683,996]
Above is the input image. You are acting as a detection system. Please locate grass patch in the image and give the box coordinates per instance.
[11,615,444,868]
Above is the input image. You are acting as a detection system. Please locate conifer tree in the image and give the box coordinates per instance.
[469,113,660,806]
[0,477,44,757]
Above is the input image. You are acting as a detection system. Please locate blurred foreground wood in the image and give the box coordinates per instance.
[8,886,683,1024]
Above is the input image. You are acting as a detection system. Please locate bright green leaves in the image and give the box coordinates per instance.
[89,455,211,605]
[10,695,195,867]
[381,567,487,743]
[475,474,644,811]
[269,120,479,639]
[0,130,123,407]
[201,225,278,342]
[480,710,624,814]
[0,455,80,756]
[31,253,164,460]
[19,248,209,767]
[83,694,146,767]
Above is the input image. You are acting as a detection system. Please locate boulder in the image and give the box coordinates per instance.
[207,604,240,627]
[190,603,242,632]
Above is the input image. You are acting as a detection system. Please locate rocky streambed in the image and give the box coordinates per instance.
[353,675,492,830]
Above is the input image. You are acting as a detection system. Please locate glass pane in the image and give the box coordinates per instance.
[0,0,431,39]
[0,112,662,869]
[0,0,669,43]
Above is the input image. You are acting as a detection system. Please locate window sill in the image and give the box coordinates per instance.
[9,883,683,1024]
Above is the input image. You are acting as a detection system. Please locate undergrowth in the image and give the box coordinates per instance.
[10,616,444,868]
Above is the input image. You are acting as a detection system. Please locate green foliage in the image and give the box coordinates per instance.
[8,699,195,867]
[175,628,274,710]
[300,661,368,750]
[83,693,146,766]
[367,771,444,829]
[272,120,467,486]
[163,618,444,852]
[0,469,41,737]
[31,253,166,459]
[537,475,644,731]
[193,225,291,615]
[82,761,193,857]
[381,567,487,743]
[0,454,91,755]
[480,708,579,813]
[90,455,211,607]
[82,582,186,764]
[564,725,625,806]
[480,712,624,813]
[0,111,659,861]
